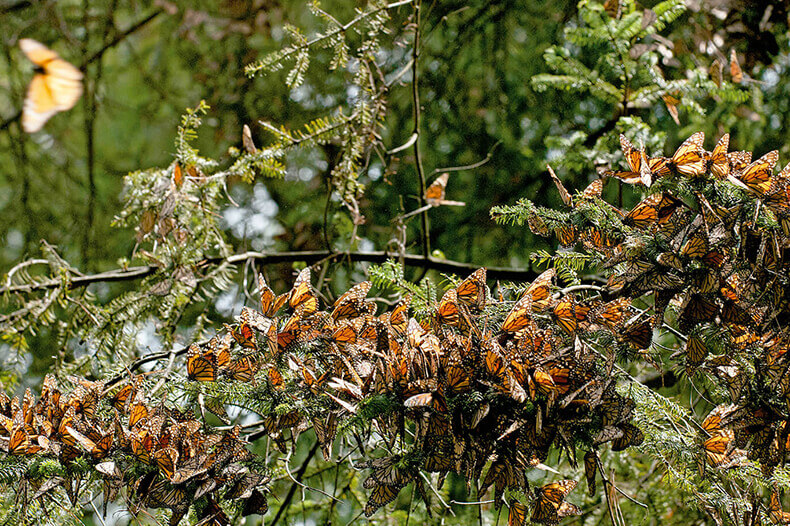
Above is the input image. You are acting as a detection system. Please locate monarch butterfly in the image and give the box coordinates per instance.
[728,150,752,174]
[611,423,645,451]
[548,165,573,207]
[131,430,154,464]
[313,413,337,460]
[242,489,269,517]
[65,426,113,460]
[584,227,620,251]
[436,288,461,326]
[145,479,188,512]
[523,268,555,311]
[532,368,562,396]
[425,173,449,204]
[769,487,790,524]
[187,344,217,382]
[8,426,30,455]
[710,58,723,87]
[227,356,258,383]
[584,450,598,496]
[18,39,83,133]
[620,319,652,350]
[359,456,409,488]
[685,333,708,369]
[554,225,578,246]
[729,49,743,83]
[128,401,149,428]
[109,382,136,412]
[242,123,257,154]
[607,135,668,184]
[258,273,288,317]
[364,483,403,516]
[552,295,578,334]
[508,500,529,526]
[680,233,708,259]
[153,447,178,479]
[485,346,508,382]
[330,320,359,348]
[582,178,605,200]
[528,214,550,237]
[708,134,730,178]
[624,194,662,228]
[729,150,779,195]
[288,267,318,315]
[332,281,373,321]
[387,294,411,337]
[679,294,719,331]
[531,480,580,524]
[592,298,631,329]
[502,294,534,333]
[456,268,487,310]
[670,132,706,176]
[444,364,471,394]
[600,394,635,427]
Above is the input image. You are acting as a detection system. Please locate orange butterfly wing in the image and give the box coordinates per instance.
[19,39,83,133]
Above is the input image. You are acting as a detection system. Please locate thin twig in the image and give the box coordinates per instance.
[269,441,320,526]
[431,140,501,175]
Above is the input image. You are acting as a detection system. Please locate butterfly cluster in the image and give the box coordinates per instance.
[0,373,267,525]
[174,265,646,520]
[523,131,790,514]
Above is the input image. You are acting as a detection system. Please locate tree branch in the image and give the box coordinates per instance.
[411,0,430,259]
[0,250,537,295]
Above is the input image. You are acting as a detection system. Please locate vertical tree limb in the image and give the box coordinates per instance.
[411,0,430,259]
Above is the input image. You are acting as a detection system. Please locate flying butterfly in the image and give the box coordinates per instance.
[18,39,83,133]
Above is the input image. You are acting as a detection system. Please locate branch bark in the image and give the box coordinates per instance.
[0,250,537,296]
